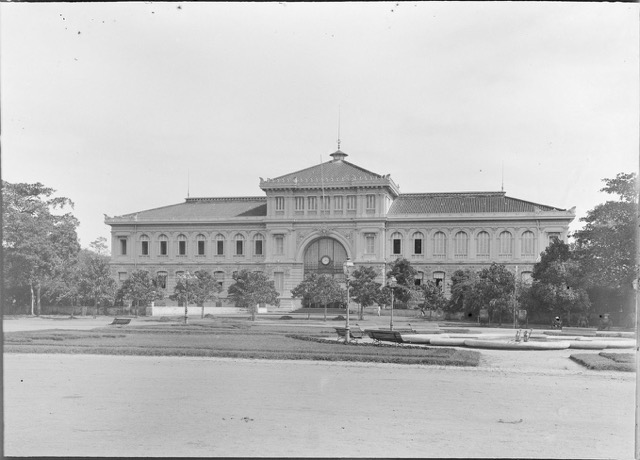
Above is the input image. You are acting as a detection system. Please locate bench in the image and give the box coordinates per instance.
[561,327,597,336]
[110,318,132,325]
[334,326,365,341]
[366,329,407,344]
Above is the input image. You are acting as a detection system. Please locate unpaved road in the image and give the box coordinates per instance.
[4,353,634,458]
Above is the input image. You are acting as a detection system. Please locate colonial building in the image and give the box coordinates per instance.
[105,150,575,310]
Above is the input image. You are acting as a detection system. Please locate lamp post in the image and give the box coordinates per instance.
[388,275,397,331]
[343,258,354,344]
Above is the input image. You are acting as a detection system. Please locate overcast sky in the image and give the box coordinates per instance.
[2,2,638,248]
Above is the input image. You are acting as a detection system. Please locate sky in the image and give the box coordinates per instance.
[2,2,638,249]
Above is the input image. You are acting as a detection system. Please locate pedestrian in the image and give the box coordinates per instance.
[377,305,381,317]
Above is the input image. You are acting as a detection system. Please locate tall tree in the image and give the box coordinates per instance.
[386,258,418,307]
[475,263,516,324]
[117,270,164,316]
[448,269,480,314]
[76,240,117,315]
[170,270,223,318]
[2,181,81,314]
[527,239,591,325]
[417,279,448,316]
[348,266,382,320]
[227,270,280,320]
[291,273,344,321]
[573,172,637,325]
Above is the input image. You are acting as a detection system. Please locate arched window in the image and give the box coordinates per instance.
[214,271,225,289]
[412,232,423,255]
[196,234,206,256]
[391,232,402,255]
[140,234,150,256]
[235,234,245,256]
[158,234,168,256]
[177,234,187,256]
[433,271,446,291]
[498,231,513,257]
[454,231,468,258]
[433,232,446,259]
[156,271,168,289]
[521,231,535,257]
[215,234,225,256]
[476,231,490,258]
[254,233,264,256]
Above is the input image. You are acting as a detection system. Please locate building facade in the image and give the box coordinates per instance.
[105,150,575,310]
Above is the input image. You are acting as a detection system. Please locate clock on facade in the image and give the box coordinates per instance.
[320,256,331,266]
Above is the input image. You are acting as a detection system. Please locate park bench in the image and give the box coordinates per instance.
[366,329,407,344]
[334,326,365,341]
[110,318,131,325]
[561,327,597,336]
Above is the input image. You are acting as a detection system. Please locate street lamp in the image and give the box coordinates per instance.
[388,276,397,331]
[343,258,355,344]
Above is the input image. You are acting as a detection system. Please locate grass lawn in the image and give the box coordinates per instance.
[570,352,636,372]
[4,318,480,367]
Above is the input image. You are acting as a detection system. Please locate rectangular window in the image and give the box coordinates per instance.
[141,241,149,256]
[275,235,284,255]
[334,196,343,211]
[321,196,330,212]
[160,241,168,256]
[433,272,445,291]
[414,239,422,255]
[415,272,424,286]
[274,272,284,294]
[366,194,375,210]
[346,195,357,211]
[236,240,244,255]
[275,196,285,211]
[295,197,305,211]
[118,272,128,281]
[308,196,317,211]
[216,240,224,255]
[393,238,402,255]
[365,234,375,254]
[198,240,205,255]
[255,240,263,256]
[178,241,186,256]
[120,239,127,255]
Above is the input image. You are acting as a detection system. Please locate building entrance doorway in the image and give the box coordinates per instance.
[302,237,348,308]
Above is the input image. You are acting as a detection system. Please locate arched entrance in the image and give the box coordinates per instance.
[303,237,348,280]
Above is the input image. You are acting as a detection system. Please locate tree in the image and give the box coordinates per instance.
[386,258,418,307]
[227,270,280,320]
[290,273,344,321]
[170,270,223,318]
[2,181,81,315]
[117,270,164,316]
[76,241,117,315]
[471,263,516,324]
[527,239,591,325]
[448,269,480,314]
[348,266,382,320]
[573,172,637,326]
[417,280,448,317]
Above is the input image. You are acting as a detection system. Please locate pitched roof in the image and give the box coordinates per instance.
[388,192,567,215]
[107,197,267,222]
[259,151,399,194]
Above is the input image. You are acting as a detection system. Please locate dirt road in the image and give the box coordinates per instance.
[4,353,634,458]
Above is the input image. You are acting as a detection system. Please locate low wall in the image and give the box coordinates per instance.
[148,306,248,317]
